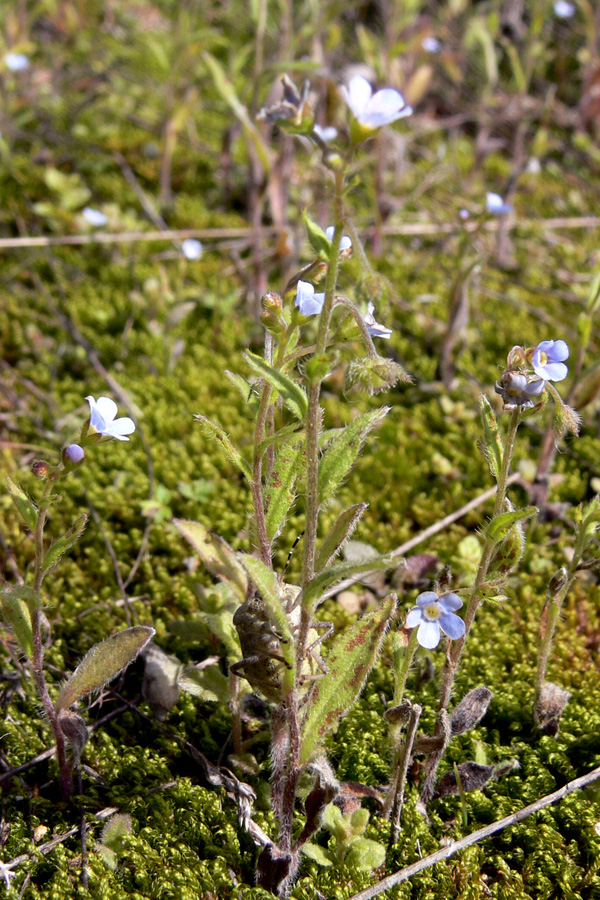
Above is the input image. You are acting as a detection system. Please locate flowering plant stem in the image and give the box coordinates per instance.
[32,481,73,801]
[422,408,521,800]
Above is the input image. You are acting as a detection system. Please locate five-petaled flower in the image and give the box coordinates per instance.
[495,370,545,410]
[341,74,412,134]
[86,396,135,442]
[295,280,325,317]
[531,339,569,382]
[486,192,512,215]
[364,302,392,339]
[406,591,466,649]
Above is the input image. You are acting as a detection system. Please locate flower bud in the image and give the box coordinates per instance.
[506,345,526,368]
[63,444,85,467]
[32,460,51,478]
[263,291,283,313]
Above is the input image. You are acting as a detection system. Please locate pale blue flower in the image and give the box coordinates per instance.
[86,396,135,442]
[486,192,512,215]
[295,280,325,317]
[341,74,412,130]
[314,124,338,143]
[82,207,108,227]
[64,444,85,464]
[421,36,441,54]
[406,591,465,649]
[554,0,575,17]
[325,225,352,253]
[182,238,203,260]
[459,208,470,220]
[364,302,392,339]
[4,52,29,72]
[531,339,569,382]
[495,370,545,410]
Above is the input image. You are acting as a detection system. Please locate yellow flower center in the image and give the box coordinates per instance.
[423,603,440,621]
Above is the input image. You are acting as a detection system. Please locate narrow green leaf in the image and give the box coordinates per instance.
[303,212,331,258]
[302,556,391,614]
[178,663,232,703]
[257,422,303,457]
[571,360,600,411]
[301,844,334,867]
[479,396,503,480]
[315,503,368,572]
[0,586,35,658]
[174,519,248,603]
[194,415,252,481]
[6,477,38,530]
[300,595,396,764]
[56,626,155,712]
[318,408,389,502]
[264,441,306,542]
[203,53,271,172]
[238,555,294,662]
[224,369,260,415]
[245,352,308,420]
[42,513,88,576]
[486,506,537,544]
[586,270,600,315]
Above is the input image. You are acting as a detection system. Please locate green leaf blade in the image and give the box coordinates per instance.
[479,395,503,480]
[315,503,369,572]
[194,415,252,481]
[318,408,389,502]
[486,506,537,544]
[42,513,88,576]
[6,477,38,530]
[245,352,308,421]
[264,440,306,543]
[174,519,248,603]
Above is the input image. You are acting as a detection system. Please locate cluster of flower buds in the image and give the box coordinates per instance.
[495,340,569,411]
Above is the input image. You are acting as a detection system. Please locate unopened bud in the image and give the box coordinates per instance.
[506,345,526,368]
[58,710,89,760]
[450,686,493,736]
[263,291,283,313]
[63,444,85,467]
[32,460,51,478]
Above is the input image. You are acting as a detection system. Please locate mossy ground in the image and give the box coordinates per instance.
[2,1,600,897]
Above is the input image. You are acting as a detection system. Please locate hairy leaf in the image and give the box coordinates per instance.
[56,626,155,712]
[318,408,389,502]
[174,519,248,602]
[264,440,305,542]
[6,477,38,530]
[0,586,35,658]
[245,352,308,420]
[303,212,331,258]
[238,555,294,663]
[299,595,396,764]
[315,503,369,572]
[486,506,536,543]
[479,395,503,480]
[225,369,260,415]
[301,555,391,614]
[42,512,88,576]
[193,415,252,481]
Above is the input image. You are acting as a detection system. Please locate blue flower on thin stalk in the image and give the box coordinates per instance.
[406,591,465,649]
[342,74,412,132]
[531,339,569,382]
[295,280,325,317]
[85,396,136,442]
[486,192,512,215]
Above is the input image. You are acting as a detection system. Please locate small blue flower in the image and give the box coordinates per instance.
[342,74,412,131]
[406,591,465,649]
[4,52,29,72]
[554,0,575,17]
[421,36,441,54]
[325,226,352,253]
[64,443,85,465]
[531,339,569,382]
[314,124,338,143]
[459,208,470,220]
[495,370,545,410]
[486,192,512,215]
[295,280,325,317]
[82,207,108,227]
[364,302,392,339]
[86,396,135,442]
[182,238,203,260]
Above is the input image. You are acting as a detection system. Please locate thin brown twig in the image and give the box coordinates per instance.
[348,762,600,900]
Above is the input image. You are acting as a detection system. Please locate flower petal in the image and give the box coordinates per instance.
[438,592,463,612]
[549,339,569,362]
[344,74,373,117]
[415,591,439,608]
[417,620,441,649]
[541,362,568,381]
[406,607,423,628]
[439,611,466,641]
[95,397,119,423]
[106,417,136,440]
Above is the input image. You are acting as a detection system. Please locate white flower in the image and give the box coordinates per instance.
[554,0,575,17]
[82,207,108,227]
[4,52,29,71]
[341,74,412,131]
[295,280,325,317]
[364,302,392,339]
[182,238,203,260]
[421,36,441,53]
[486,192,513,215]
[314,124,338,143]
[325,225,352,253]
[86,396,135,442]
[406,591,465,649]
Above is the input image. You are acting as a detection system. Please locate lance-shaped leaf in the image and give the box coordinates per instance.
[256,422,303,457]
[264,440,306,542]
[203,53,271,172]
[299,595,396,765]
[194,415,252,481]
[479,395,503,480]
[42,513,88,576]
[6,477,38,530]
[315,503,368,572]
[56,626,154,712]
[318,408,389,502]
[174,519,248,603]
[245,352,308,421]
[303,212,331,259]
[225,369,260,416]
[238,555,294,670]
[0,586,35,658]
[488,507,525,577]
[301,555,391,614]
[486,506,537,544]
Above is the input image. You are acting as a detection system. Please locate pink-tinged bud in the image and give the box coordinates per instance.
[63,444,85,466]
[32,459,51,478]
